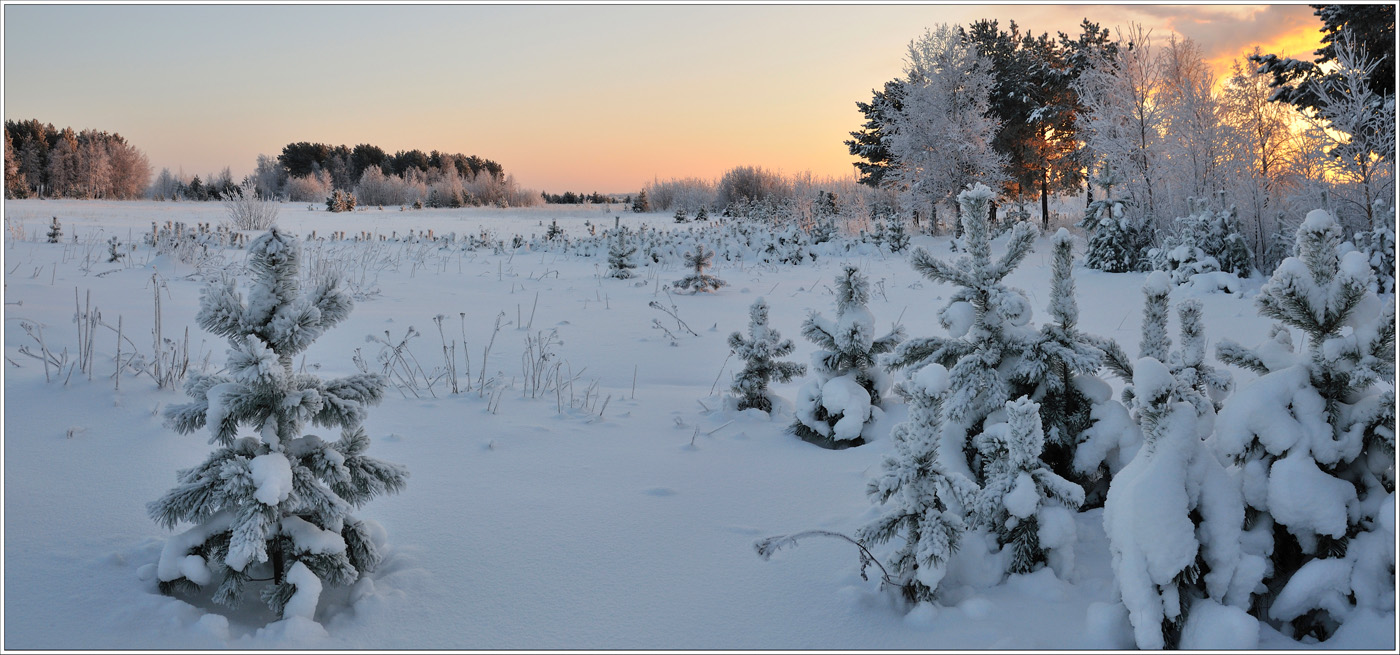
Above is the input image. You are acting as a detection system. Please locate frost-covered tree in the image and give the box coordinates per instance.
[1353,200,1396,295]
[1076,24,1166,232]
[970,397,1085,575]
[1080,163,1150,272]
[1019,229,1137,506]
[606,228,637,279]
[1213,209,1395,640]
[149,228,408,620]
[887,24,1007,233]
[1151,194,1253,285]
[672,244,725,293]
[728,297,805,413]
[859,363,977,602]
[885,183,1038,485]
[1104,355,1257,649]
[884,212,910,253]
[791,266,904,449]
[45,216,61,243]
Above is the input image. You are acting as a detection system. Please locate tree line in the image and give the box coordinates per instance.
[4,119,152,200]
[847,6,1395,271]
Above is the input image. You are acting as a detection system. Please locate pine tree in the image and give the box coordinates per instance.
[632,190,650,213]
[727,298,805,413]
[695,206,709,221]
[149,228,408,620]
[605,228,637,279]
[884,212,909,253]
[1105,273,1252,649]
[969,397,1085,574]
[673,208,689,223]
[885,183,1039,486]
[1080,164,1149,272]
[1151,194,1253,284]
[46,216,62,243]
[1212,209,1395,640]
[791,266,904,449]
[858,363,977,602]
[672,244,725,293]
[1018,229,1136,506]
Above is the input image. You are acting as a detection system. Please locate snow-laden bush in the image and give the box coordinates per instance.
[727,297,805,413]
[222,180,280,231]
[605,227,637,279]
[790,266,903,449]
[1149,193,1252,285]
[859,363,977,602]
[1213,209,1395,641]
[149,228,407,620]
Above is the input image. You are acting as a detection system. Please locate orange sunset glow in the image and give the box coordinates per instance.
[4,3,1334,192]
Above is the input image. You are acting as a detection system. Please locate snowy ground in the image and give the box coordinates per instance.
[2,199,1393,649]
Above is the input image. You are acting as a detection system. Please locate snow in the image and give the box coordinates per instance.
[248,453,295,506]
[280,515,347,555]
[1,200,1389,649]
[1302,208,1335,231]
[1267,450,1358,539]
[1003,471,1039,519]
[819,374,872,441]
[1180,598,1259,649]
[282,561,324,621]
[1131,357,1174,403]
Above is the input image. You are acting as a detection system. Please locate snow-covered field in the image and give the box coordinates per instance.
[2,199,1392,649]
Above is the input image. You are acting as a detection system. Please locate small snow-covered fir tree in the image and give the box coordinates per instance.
[885,183,1039,487]
[149,228,407,620]
[728,297,805,413]
[858,363,978,603]
[969,397,1085,575]
[1018,229,1137,507]
[1104,355,1255,649]
[1151,194,1253,285]
[791,266,904,449]
[1353,199,1395,296]
[606,228,637,279]
[1212,209,1395,640]
[1080,164,1149,273]
[884,213,910,253]
[673,244,726,293]
[46,216,62,243]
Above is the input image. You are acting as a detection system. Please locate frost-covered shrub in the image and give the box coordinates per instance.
[222,180,280,231]
[1213,209,1395,641]
[791,266,904,449]
[727,297,805,413]
[1352,200,1395,296]
[1150,194,1253,285]
[46,216,61,243]
[149,228,407,620]
[325,189,356,213]
[672,244,725,293]
[859,363,977,602]
[1080,165,1150,273]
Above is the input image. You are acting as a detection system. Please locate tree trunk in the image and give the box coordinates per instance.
[271,535,285,585]
[930,203,938,235]
[1041,170,1051,230]
[1086,181,1093,208]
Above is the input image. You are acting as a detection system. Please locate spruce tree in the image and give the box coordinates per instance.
[1080,164,1149,272]
[1212,209,1395,640]
[1018,229,1136,506]
[46,216,61,243]
[858,363,977,603]
[673,244,726,293]
[727,297,805,413]
[791,265,904,449]
[969,396,1085,575]
[149,228,408,620]
[885,183,1038,486]
[605,227,637,279]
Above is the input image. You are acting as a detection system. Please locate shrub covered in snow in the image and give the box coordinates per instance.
[1149,193,1253,285]
[605,227,637,279]
[727,297,805,413]
[1213,209,1395,641]
[790,266,904,449]
[149,228,408,620]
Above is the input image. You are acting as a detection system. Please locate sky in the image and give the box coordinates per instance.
[2,3,1327,193]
